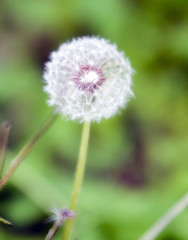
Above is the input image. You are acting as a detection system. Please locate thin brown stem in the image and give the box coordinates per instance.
[0,121,12,177]
[0,112,57,190]
[45,220,62,240]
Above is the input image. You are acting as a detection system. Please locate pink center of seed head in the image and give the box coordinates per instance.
[72,65,106,92]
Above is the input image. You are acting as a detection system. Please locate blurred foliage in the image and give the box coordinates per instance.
[0,0,188,239]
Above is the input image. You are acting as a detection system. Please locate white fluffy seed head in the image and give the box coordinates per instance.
[43,36,134,122]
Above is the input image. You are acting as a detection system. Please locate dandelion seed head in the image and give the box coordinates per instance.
[43,36,134,122]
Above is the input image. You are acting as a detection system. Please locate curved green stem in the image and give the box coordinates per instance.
[62,121,91,240]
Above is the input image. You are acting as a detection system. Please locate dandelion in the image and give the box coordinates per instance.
[43,36,134,123]
[43,36,134,240]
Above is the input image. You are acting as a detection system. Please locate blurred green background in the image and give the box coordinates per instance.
[0,0,188,239]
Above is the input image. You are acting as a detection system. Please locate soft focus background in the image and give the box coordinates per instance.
[0,0,188,239]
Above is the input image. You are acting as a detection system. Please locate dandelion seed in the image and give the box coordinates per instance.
[43,36,134,122]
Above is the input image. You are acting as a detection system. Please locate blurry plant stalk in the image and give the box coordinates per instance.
[140,192,188,240]
[62,121,90,240]
[0,121,12,177]
[45,219,63,240]
[0,216,13,226]
[0,112,57,190]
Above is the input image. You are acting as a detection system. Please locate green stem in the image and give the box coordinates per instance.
[62,121,91,240]
[0,121,12,177]
[0,112,57,190]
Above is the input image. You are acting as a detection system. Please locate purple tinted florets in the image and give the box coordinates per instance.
[72,65,106,92]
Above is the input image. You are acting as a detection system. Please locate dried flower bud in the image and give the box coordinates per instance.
[50,207,75,223]
[45,207,75,240]
[52,207,75,222]
[43,36,134,122]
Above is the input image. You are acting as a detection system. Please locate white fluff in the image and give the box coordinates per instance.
[43,36,134,122]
